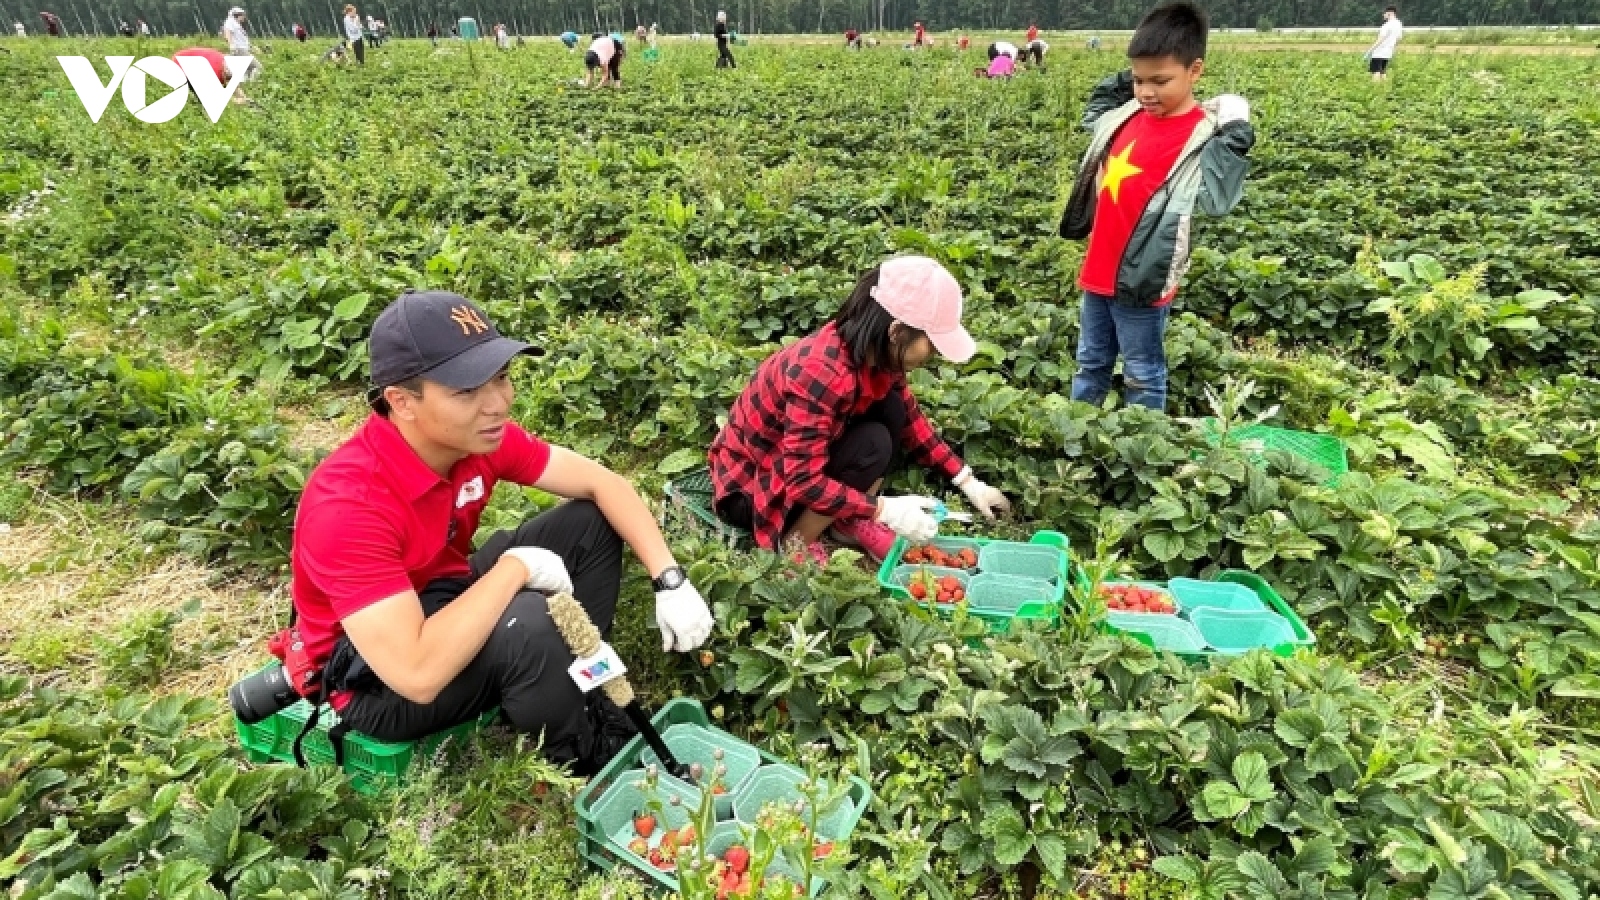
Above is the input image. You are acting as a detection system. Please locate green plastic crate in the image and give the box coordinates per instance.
[1105,611,1207,654]
[1202,421,1349,486]
[233,675,499,796]
[638,722,762,818]
[1099,571,1315,660]
[576,698,870,896]
[587,767,701,875]
[876,530,1074,634]
[662,468,750,545]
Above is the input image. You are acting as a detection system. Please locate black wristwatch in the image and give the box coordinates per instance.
[652,565,687,592]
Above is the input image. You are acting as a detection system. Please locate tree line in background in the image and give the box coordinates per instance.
[3,0,1594,45]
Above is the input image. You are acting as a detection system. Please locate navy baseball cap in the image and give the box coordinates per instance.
[367,290,541,404]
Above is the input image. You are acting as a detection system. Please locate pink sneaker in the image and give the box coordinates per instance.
[829,517,897,563]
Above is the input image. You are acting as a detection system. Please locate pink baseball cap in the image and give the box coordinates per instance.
[871,256,976,363]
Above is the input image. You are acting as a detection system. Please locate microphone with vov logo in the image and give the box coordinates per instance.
[547,592,689,779]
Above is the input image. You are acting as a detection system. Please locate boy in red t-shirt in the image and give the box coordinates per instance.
[1058,1,1255,411]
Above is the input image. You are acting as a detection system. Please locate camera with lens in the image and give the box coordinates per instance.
[227,627,323,724]
[228,663,303,723]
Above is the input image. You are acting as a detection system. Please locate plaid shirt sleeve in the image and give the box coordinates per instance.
[775,357,879,523]
[897,380,965,479]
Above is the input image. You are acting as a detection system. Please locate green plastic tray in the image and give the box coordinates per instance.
[977,541,1069,583]
[575,698,870,896]
[966,573,1056,617]
[233,669,499,796]
[704,820,816,894]
[1098,571,1315,660]
[638,723,761,818]
[1202,420,1349,486]
[876,530,1074,634]
[1189,607,1298,655]
[1168,577,1264,612]
[732,763,862,839]
[590,767,701,875]
[662,468,750,545]
[1104,612,1207,654]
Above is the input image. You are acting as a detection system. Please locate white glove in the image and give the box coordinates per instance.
[875,495,940,542]
[500,546,575,595]
[656,581,715,652]
[1212,93,1250,125]
[953,466,1012,521]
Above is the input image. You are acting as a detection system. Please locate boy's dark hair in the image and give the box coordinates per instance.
[369,376,424,416]
[835,268,928,374]
[1127,1,1209,66]
[1384,5,1398,12]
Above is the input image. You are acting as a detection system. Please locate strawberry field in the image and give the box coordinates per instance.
[3,34,1600,900]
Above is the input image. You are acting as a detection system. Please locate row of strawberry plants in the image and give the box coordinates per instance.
[657,544,1600,898]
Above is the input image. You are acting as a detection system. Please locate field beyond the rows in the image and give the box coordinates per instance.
[2,36,1600,900]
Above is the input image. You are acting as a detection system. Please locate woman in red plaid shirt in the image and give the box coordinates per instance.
[709,256,1011,563]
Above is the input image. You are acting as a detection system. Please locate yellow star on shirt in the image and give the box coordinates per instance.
[1100,140,1144,205]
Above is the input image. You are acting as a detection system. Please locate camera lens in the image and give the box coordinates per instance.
[228,666,301,724]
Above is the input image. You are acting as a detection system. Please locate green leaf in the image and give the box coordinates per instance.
[1513,861,1580,900]
[330,293,371,321]
[1236,851,1289,892]
[1143,531,1185,563]
[979,806,1033,867]
[1232,751,1274,801]
[656,447,704,475]
[1152,855,1202,883]
[1201,781,1249,819]
[1551,675,1600,698]
[1034,832,1067,879]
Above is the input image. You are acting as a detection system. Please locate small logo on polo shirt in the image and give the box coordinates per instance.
[456,475,485,508]
[450,305,489,335]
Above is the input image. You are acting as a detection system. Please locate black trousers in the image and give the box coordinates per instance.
[716,392,906,532]
[351,37,364,64]
[716,43,736,68]
[338,500,624,768]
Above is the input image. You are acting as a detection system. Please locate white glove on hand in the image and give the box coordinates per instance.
[656,582,715,653]
[875,495,940,542]
[500,546,575,596]
[953,466,1012,521]
[1212,93,1250,125]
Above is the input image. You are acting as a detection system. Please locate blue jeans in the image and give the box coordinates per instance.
[1070,291,1170,411]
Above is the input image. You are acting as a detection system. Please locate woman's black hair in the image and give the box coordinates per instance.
[834,267,927,374]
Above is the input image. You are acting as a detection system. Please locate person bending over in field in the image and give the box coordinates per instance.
[1060,1,1254,412]
[987,40,1019,65]
[583,32,625,87]
[281,290,715,775]
[172,46,252,104]
[975,52,1014,78]
[1023,38,1049,69]
[708,256,1011,565]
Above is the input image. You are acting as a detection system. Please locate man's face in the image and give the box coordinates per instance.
[388,368,515,457]
[1130,54,1204,118]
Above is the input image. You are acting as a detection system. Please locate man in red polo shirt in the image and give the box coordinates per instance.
[290,290,715,774]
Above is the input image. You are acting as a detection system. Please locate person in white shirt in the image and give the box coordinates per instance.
[12,22,24,37]
[1367,5,1403,81]
[221,8,259,80]
[343,4,365,64]
[988,40,1018,62]
[138,19,150,35]
[583,32,624,88]
[222,8,249,53]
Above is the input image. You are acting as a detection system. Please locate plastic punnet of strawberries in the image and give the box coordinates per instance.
[901,544,978,571]
[1098,584,1176,614]
[906,569,965,605]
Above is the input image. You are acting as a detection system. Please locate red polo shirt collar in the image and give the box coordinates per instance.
[363,413,453,502]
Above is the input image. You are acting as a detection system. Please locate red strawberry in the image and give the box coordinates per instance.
[724,845,751,874]
[910,581,927,600]
[633,811,655,839]
[814,840,834,859]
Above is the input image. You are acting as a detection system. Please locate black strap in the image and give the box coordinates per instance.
[291,698,349,768]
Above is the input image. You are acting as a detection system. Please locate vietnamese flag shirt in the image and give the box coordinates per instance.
[1078,104,1206,306]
